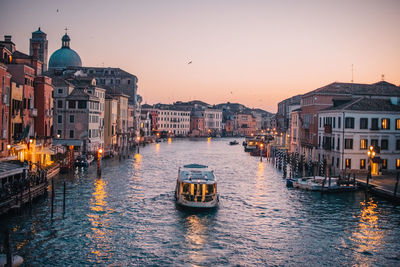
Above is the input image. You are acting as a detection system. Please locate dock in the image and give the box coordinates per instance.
[356,174,400,203]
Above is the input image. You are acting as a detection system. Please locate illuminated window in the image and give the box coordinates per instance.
[381,118,390,130]
[360,159,366,169]
[382,159,387,170]
[345,158,351,169]
[360,139,368,149]
[396,119,400,130]
[397,159,400,169]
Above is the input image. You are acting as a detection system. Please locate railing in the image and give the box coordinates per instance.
[370,126,379,130]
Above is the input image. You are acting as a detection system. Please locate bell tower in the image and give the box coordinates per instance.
[30,27,48,72]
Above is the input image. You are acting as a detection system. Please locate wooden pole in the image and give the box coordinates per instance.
[51,178,54,219]
[63,181,66,215]
[394,172,399,197]
[4,228,12,267]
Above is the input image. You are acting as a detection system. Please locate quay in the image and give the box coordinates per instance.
[356,174,400,203]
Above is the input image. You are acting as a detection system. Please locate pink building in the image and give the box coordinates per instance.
[34,76,53,140]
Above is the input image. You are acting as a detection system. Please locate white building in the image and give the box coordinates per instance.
[157,107,191,136]
[317,97,400,176]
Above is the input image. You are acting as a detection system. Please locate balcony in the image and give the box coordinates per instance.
[29,108,38,117]
[324,124,332,134]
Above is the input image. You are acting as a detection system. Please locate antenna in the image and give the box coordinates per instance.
[381,74,385,81]
[64,27,68,35]
[351,64,354,83]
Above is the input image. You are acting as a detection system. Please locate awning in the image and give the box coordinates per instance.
[52,139,83,147]
[12,144,28,150]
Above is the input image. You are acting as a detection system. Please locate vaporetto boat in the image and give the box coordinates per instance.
[175,164,219,209]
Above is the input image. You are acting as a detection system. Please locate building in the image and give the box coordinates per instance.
[317,97,400,176]
[112,93,129,151]
[104,95,118,154]
[156,106,191,136]
[191,107,223,136]
[30,27,48,72]
[236,113,257,136]
[276,94,302,132]
[53,77,105,153]
[298,81,400,161]
[34,76,53,141]
[9,81,23,142]
[0,61,11,156]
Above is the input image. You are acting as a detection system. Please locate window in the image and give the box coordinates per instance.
[397,140,400,150]
[381,139,388,150]
[58,115,62,124]
[360,139,368,149]
[371,118,379,130]
[68,101,76,109]
[338,117,341,128]
[382,159,387,170]
[360,118,368,129]
[57,130,62,137]
[396,119,400,130]
[78,101,87,109]
[345,117,354,128]
[70,115,74,123]
[57,100,63,109]
[337,137,340,150]
[319,117,322,128]
[345,158,351,169]
[397,159,400,169]
[336,158,339,168]
[360,159,366,169]
[371,139,379,148]
[381,118,390,130]
[345,138,353,149]
[69,130,74,138]
[58,88,63,94]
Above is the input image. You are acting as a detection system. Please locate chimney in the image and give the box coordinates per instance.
[4,35,12,42]
[3,35,16,53]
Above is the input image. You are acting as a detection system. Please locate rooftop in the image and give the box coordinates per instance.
[322,97,400,112]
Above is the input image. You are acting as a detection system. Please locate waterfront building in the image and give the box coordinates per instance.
[9,81,23,142]
[141,104,159,134]
[0,61,11,156]
[34,76,53,141]
[289,109,301,153]
[30,27,48,72]
[139,111,152,138]
[156,106,191,136]
[297,81,400,162]
[104,95,118,154]
[317,97,400,176]
[191,107,223,136]
[112,93,129,151]
[190,114,205,137]
[276,94,302,133]
[53,77,105,153]
[236,113,257,136]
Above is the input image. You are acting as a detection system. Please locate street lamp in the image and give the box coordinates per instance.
[367,145,376,187]
[259,143,264,162]
[97,148,103,176]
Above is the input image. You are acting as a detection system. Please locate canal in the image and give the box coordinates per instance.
[1,138,400,266]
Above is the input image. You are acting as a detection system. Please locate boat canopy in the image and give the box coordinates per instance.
[183,164,208,168]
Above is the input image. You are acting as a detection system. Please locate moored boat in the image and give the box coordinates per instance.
[175,164,219,209]
[229,140,239,145]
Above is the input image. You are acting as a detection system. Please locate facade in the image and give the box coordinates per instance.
[0,62,11,156]
[190,115,205,137]
[236,113,257,136]
[276,94,302,132]
[34,76,53,140]
[53,77,105,153]
[113,93,129,151]
[104,95,118,153]
[156,107,191,136]
[317,98,400,176]
[191,108,223,136]
[290,109,301,153]
[9,81,23,142]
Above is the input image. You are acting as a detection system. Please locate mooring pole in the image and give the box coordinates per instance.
[4,228,12,267]
[63,181,66,215]
[394,172,399,197]
[51,178,54,219]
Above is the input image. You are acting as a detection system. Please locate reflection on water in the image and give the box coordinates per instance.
[255,162,265,204]
[350,196,384,263]
[87,178,114,261]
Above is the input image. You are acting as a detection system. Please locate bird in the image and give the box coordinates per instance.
[57,9,59,12]
[188,61,192,64]
[230,91,233,94]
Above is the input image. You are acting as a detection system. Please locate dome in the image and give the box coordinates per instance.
[49,33,82,70]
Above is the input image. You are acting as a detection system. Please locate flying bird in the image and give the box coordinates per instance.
[57,9,59,12]
[188,61,192,64]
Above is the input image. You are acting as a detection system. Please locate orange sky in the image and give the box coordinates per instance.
[1,0,399,112]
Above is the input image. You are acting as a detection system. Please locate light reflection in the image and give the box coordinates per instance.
[168,138,172,144]
[155,143,160,153]
[134,153,142,171]
[255,162,266,204]
[350,197,384,263]
[87,178,114,262]
[184,215,208,265]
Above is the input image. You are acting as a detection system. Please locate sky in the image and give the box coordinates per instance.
[1,0,399,112]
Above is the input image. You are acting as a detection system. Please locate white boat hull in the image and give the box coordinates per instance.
[176,195,219,209]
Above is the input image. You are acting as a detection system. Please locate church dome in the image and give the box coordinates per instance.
[49,33,82,70]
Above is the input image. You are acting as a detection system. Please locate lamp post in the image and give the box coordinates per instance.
[259,143,264,162]
[367,145,376,187]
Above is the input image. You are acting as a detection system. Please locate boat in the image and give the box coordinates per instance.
[292,176,340,191]
[175,164,219,209]
[229,140,239,145]
[0,254,24,267]
[74,154,93,167]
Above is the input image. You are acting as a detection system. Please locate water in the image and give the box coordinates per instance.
[1,138,400,266]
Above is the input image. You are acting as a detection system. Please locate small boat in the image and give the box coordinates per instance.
[74,154,92,167]
[175,164,219,209]
[0,254,24,267]
[292,176,340,191]
[229,140,239,145]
